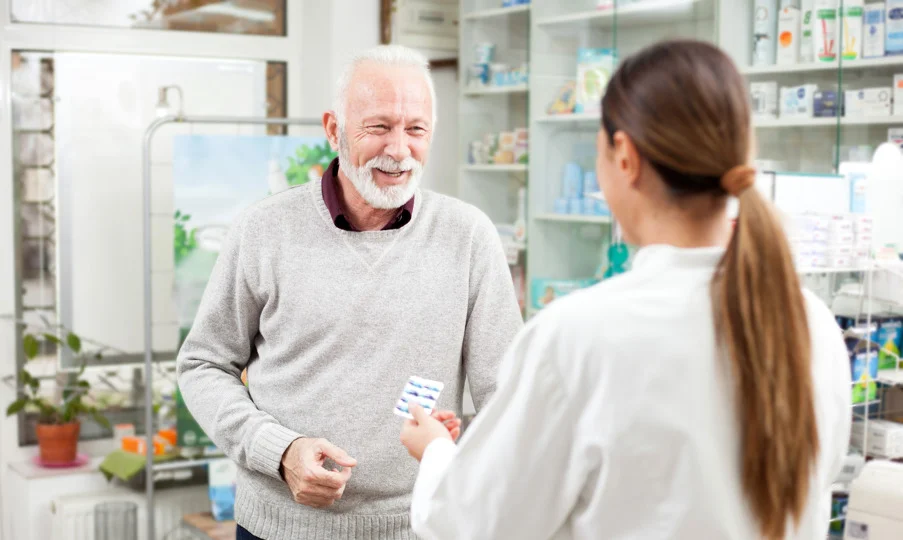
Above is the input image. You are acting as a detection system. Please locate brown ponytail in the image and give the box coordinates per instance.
[602,40,819,539]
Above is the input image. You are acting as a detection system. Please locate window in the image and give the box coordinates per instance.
[11,0,287,37]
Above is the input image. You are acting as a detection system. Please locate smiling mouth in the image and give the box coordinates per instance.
[375,169,408,178]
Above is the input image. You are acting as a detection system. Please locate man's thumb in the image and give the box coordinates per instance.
[321,440,357,468]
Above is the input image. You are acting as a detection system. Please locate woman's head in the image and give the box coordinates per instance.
[597,40,752,246]
[598,40,818,540]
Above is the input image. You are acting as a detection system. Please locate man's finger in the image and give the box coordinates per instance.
[409,402,430,423]
[308,467,347,489]
[319,440,358,468]
[432,409,456,422]
[450,427,461,441]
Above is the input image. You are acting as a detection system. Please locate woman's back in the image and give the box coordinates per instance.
[541,245,851,539]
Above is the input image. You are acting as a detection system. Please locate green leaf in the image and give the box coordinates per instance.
[6,398,27,416]
[66,332,81,354]
[23,334,39,359]
[42,333,62,345]
[94,352,103,360]
[92,411,111,430]
[77,380,90,388]
[174,210,182,219]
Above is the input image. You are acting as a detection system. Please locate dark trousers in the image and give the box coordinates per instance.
[236,524,265,540]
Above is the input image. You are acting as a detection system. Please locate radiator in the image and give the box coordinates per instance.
[50,486,210,540]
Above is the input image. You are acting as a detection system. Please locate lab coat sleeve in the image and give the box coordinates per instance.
[411,317,587,540]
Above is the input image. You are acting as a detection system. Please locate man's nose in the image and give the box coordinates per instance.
[384,127,412,162]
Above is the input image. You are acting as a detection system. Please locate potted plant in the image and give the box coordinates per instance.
[5,321,111,464]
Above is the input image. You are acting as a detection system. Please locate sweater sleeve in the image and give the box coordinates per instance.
[462,213,524,411]
[177,216,300,480]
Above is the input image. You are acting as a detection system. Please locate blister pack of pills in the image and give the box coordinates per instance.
[393,376,444,419]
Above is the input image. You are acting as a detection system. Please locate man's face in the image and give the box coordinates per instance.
[326,62,434,209]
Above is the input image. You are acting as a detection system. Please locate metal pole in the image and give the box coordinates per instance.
[141,114,322,539]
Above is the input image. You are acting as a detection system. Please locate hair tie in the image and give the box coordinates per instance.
[721,165,755,196]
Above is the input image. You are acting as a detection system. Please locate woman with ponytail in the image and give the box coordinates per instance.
[400,40,851,540]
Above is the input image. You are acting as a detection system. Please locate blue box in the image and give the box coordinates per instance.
[814,90,839,118]
[554,198,569,214]
[530,278,598,310]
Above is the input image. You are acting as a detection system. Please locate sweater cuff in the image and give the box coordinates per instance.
[249,423,302,480]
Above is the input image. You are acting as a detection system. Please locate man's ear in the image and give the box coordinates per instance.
[323,111,339,151]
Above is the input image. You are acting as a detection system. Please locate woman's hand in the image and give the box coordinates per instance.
[400,404,462,461]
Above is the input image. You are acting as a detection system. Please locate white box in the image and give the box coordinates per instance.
[828,244,854,256]
[895,74,903,116]
[751,82,779,118]
[780,84,818,117]
[864,3,887,58]
[841,0,865,60]
[851,420,903,458]
[800,0,815,61]
[844,87,893,117]
[828,254,852,267]
[890,127,903,150]
[778,6,802,64]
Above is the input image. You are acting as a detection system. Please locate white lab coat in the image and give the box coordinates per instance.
[411,245,852,540]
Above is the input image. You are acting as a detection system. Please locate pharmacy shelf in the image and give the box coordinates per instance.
[464,84,529,97]
[536,113,599,125]
[754,116,903,128]
[462,4,530,20]
[797,265,872,275]
[536,0,713,32]
[535,213,612,224]
[462,164,528,172]
[152,456,225,472]
[743,56,903,76]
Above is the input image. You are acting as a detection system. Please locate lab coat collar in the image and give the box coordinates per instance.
[632,244,726,273]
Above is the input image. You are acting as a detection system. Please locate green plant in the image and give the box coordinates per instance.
[5,321,111,429]
[173,209,197,265]
[284,142,337,186]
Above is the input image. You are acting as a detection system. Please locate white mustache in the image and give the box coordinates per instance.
[365,155,421,174]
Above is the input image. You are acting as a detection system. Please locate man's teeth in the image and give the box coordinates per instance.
[379,169,405,177]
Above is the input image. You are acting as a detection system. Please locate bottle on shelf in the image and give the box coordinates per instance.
[514,187,527,244]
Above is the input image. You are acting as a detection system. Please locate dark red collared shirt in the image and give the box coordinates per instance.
[320,158,414,231]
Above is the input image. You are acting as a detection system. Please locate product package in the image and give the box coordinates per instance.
[574,48,617,114]
[840,161,870,212]
[842,0,865,59]
[844,87,892,116]
[889,127,903,149]
[814,0,839,61]
[851,350,879,403]
[751,81,779,117]
[888,0,903,54]
[801,0,816,61]
[394,376,444,419]
[208,458,238,521]
[876,317,903,369]
[814,89,840,116]
[780,84,818,117]
[530,278,598,310]
[864,3,887,57]
[753,0,779,65]
[176,388,213,448]
[778,5,803,64]
[895,74,903,115]
[850,420,903,458]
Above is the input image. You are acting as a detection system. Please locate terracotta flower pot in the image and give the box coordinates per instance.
[35,421,80,464]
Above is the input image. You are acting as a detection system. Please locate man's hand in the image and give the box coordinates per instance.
[400,404,462,462]
[281,438,357,508]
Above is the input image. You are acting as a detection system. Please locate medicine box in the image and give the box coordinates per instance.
[777,6,802,65]
[844,87,892,117]
[814,90,839,117]
[780,85,817,117]
[895,74,903,115]
[890,127,903,150]
[850,420,903,458]
[887,0,903,55]
[864,3,887,58]
[751,82,778,118]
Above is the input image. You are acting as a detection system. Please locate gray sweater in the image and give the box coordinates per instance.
[177,180,523,540]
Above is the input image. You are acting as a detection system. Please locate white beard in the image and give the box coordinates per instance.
[338,132,423,210]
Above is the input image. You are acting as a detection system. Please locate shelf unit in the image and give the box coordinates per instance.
[458,0,532,315]
[462,3,532,20]
[754,116,903,129]
[535,213,611,224]
[535,0,714,31]
[742,56,903,76]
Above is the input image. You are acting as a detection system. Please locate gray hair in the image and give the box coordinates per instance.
[333,45,437,130]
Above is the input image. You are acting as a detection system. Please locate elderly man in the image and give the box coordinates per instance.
[177,45,523,540]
